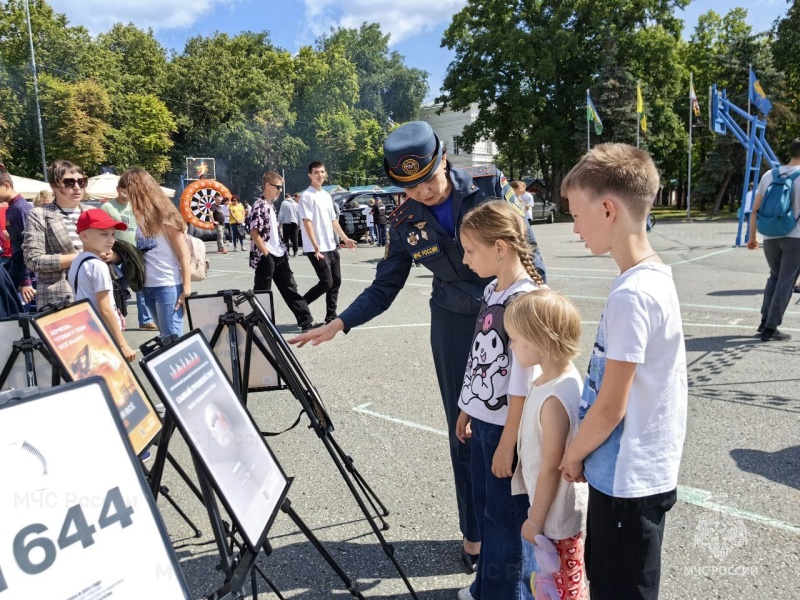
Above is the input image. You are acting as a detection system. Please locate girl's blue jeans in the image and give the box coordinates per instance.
[142,284,184,338]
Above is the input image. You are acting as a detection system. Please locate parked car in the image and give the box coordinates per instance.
[336,192,398,242]
[528,194,558,223]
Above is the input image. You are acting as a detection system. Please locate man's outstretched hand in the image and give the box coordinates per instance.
[289,318,344,348]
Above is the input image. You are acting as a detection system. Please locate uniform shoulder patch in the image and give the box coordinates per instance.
[389,200,413,226]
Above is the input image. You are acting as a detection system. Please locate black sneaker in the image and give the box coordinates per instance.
[300,321,322,331]
[324,315,338,325]
[794,285,800,294]
[761,328,791,342]
[756,319,766,335]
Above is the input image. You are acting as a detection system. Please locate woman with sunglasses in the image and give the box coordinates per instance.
[23,160,93,309]
[118,168,190,338]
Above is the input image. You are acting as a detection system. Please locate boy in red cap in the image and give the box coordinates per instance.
[68,208,137,361]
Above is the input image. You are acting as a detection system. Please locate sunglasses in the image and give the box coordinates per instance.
[267,182,284,192]
[61,177,88,189]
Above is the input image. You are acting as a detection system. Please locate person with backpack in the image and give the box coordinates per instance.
[68,209,136,361]
[747,138,800,341]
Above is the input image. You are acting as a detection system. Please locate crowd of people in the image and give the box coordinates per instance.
[3,125,797,600]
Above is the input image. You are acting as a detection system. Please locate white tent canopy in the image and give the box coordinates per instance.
[86,173,175,200]
[10,174,50,200]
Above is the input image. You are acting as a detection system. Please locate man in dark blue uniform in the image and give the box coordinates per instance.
[291,121,545,569]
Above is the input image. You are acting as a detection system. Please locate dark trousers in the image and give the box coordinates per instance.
[254,253,314,327]
[430,300,480,543]
[586,485,677,600]
[469,418,529,599]
[303,249,341,322]
[376,222,387,246]
[229,223,245,250]
[760,237,800,328]
[282,222,299,255]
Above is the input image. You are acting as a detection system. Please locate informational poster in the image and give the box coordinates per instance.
[185,157,216,181]
[186,292,280,391]
[0,318,53,392]
[32,301,161,456]
[0,379,192,599]
[141,331,289,551]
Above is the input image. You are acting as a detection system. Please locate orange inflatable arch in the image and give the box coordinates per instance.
[180,179,232,230]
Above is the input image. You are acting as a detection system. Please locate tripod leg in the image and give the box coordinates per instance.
[319,436,420,599]
[159,485,202,538]
[0,347,22,390]
[194,456,234,574]
[329,435,390,520]
[253,563,285,600]
[166,452,205,503]
[281,499,365,600]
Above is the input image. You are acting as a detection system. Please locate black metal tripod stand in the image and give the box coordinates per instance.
[0,315,64,390]
[238,291,419,599]
[141,331,366,600]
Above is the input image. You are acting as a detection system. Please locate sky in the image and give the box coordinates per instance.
[48,0,790,103]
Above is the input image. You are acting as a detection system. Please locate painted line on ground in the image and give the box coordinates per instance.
[351,404,800,535]
[668,247,736,266]
[679,486,800,534]
[352,403,448,437]
[569,294,800,317]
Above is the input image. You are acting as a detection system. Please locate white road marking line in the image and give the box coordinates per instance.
[569,294,800,317]
[352,403,448,437]
[351,404,800,534]
[668,247,736,266]
[679,486,800,534]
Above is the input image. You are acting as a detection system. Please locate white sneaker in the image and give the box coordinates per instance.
[457,586,475,600]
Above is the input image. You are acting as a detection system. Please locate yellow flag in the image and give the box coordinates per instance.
[636,83,644,114]
[637,83,647,131]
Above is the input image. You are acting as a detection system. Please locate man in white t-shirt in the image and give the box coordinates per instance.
[747,138,800,341]
[298,161,356,324]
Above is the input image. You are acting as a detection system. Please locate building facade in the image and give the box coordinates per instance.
[419,103,497,168]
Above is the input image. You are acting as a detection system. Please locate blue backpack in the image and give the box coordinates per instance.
[756,167,800,236]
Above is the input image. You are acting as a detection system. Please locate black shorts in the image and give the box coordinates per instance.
[585,485,677,600]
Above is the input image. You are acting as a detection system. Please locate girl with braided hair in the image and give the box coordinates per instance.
[455,200,544,600]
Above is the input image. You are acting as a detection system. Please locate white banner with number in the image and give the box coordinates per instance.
[0,380,191,599]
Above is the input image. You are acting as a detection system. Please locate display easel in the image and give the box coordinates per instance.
[28,300,203,537]
[141,331,365,600]
[0,314,64,390]
[237,291,419,599]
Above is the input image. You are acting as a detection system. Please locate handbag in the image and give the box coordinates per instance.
[165,228,209,282]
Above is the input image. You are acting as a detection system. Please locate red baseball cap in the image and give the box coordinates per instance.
[76,208,128,233]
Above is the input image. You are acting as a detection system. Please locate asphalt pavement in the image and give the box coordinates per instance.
[125,220,800,599]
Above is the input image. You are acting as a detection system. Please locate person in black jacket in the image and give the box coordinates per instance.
[372,196,388,246]
[291,121,546,572]
[212,195,226,254]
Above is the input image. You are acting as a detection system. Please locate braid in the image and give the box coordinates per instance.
[518,248,544,286]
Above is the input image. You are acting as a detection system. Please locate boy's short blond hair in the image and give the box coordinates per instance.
[510,180,526,192]
[560,143,659,220]
[505,289,581,363]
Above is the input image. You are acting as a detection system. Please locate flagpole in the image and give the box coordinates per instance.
[586,89,590,153]
[687,72,693,221]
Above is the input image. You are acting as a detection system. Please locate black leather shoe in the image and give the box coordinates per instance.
[761,328,791,342]
[460,548,479,573]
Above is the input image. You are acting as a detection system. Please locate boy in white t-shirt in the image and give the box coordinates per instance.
[68,209,137,362]
[298,161,356,324]
[559,144,687,600]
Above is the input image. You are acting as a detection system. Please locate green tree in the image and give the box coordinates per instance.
[318,23,428,125]
[106,93,176,177]
[39,74,111,172]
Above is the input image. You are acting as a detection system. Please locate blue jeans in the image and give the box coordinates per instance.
[136,291,153,327]
[142,284,184,338]
[470,418,530,600]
